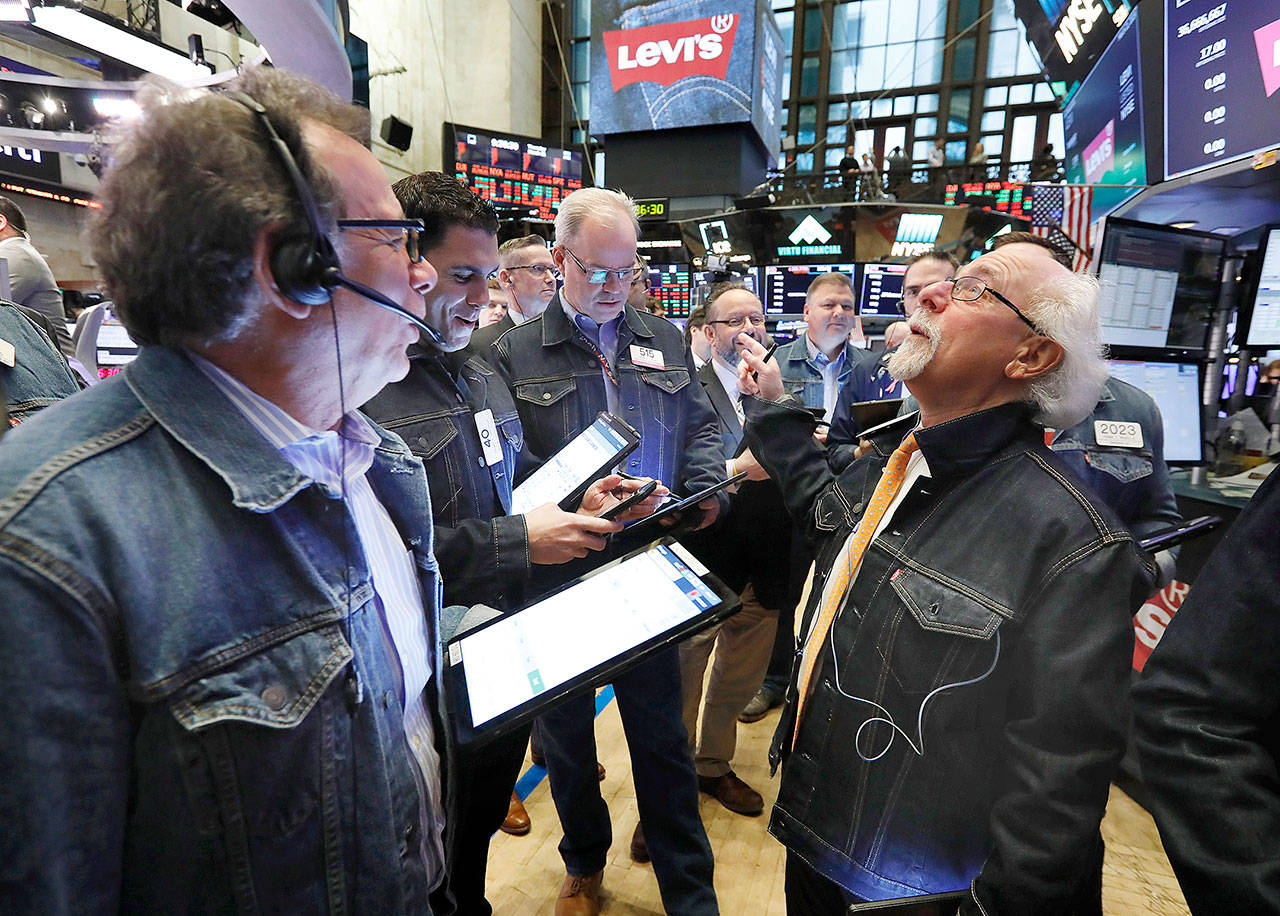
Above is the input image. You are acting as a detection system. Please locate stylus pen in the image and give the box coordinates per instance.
[753,342,780,381]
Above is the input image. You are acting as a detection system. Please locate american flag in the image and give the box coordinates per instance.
[1031,183,1094,272]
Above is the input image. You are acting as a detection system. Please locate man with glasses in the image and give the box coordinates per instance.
[491,186,725,916]
[361,173,650,916]
[776,272,877,422]
[736,246,1153,913]
[678,284,795,819]
[471,233,559,354]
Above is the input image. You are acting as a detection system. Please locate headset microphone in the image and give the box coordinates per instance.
[329,272,447,347]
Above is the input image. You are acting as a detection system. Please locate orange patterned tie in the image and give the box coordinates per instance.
[792,432,920,746]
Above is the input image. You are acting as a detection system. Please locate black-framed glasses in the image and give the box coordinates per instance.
[945,276,1041,334]
[707,313,767,330]
[561,246,645,285]
[506,264,560,278]
[337,218,425,263]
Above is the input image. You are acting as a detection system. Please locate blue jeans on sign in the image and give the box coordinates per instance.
[540,647,718,915]
[592,0,754,133]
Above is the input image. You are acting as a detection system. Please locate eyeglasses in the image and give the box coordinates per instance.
[945,276,1041,334]
[337,218,425,263]
[561,247,645,285]
[506,264,560,278]
[707,314,767,330]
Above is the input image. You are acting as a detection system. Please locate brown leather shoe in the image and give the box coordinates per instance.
[629,822,649,863]
[500,790,530,836]
[697,770,764,816]
[597,761,606,781]
[556,870,603,916]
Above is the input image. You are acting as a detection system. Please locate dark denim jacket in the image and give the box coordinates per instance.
[363,345,531,611]
[0,301,78,426]
[777,335,877,412]
[744,399,1153,912]
[0,347,453,915]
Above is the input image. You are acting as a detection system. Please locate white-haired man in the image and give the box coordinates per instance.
[491,187,724,916]
[736,246,1154,913]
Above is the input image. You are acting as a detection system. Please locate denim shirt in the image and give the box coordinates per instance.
[0,347,453,915]
[490,297,726,584]
[0,301,78,426]
[1049,376,1182,541]
[777,334,877,418]
[363,345,533,612]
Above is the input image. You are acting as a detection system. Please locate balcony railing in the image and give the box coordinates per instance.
[761,158,1064,206]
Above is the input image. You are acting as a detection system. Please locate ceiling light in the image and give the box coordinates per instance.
[1171,221,1198,229]
[31,7,210,82]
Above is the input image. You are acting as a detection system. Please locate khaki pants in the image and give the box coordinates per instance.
[679,583,778,778]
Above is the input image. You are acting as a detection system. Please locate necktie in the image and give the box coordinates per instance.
[792,432,920,746]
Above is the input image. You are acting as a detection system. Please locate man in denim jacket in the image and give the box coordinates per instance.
[737,247,1154,913]
[0,68,456,913]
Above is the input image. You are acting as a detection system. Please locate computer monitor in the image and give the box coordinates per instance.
[646,264,692,318]
[95,320,139,380]
[761,263,857,315]
[443,122,585,221]
[1106,358,1205,465]
[1095,218,1226,352]
[859,262,908,318]
[1239,226,1280,350]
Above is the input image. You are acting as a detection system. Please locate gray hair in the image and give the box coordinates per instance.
[88,66,370,348]
[1022,271,1110,429]
[805,272,855,302]
[553,187,640,248]
[498,233,549,269]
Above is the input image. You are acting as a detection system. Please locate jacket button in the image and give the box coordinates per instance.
[261,684,288,710]
[383,690,395,709]
[542,392,552,400]
[851,502,864,514]
[477,456,485,467]
[627,404,635,410]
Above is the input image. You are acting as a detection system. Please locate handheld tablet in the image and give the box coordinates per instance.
[617,471,748,541]
[445,539,740,746]
[851,397,905,432]
[510,412,640,515]
[1138,515,1222,553]
[846,891,965,914]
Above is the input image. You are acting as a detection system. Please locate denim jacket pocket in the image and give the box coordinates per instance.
[638,368,692,395]
[169,625,353,731]
[884,568,1006,693]
[395,416,458,462]
[515,377,577,406]
[814,485,855,532]
[1085,449,1153,484]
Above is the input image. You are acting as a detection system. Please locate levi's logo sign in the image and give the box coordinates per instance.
[604,14,739,90]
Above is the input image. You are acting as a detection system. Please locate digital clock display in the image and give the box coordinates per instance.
[634,197,669,220]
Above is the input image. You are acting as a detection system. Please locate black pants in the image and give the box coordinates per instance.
[785,853,859,915]
[449,722,532,916]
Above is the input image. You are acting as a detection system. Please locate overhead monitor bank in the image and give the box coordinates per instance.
[1064,8,1146,190]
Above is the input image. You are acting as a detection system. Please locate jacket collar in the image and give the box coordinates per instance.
[124,346,410,513]
[867,400,1041,480]
[541,292,657,346]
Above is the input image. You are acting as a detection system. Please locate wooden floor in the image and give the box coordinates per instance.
[486,688,1190,914]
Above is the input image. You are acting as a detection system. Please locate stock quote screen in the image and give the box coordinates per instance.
[944,181,1034,220]
[446,123,585,220]
[648,264,693,318]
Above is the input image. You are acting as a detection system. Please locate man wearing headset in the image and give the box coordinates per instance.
[736,245,1153,913]
[0,68,463,912]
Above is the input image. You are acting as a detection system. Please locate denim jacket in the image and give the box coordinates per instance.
[363,345,532,611]
[489,297,726,585]
[777,335,877,413]
[0,347,453,915]
[0,301,78,426]
[744,398,1153,912]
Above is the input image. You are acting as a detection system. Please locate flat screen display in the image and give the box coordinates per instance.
[647,264,693,318]
[1165,0,1280,179]
[510,414,636,515]
[95,320,138,380]
[1106,359,1205,464]
[1244,227,1280,348]
[443,122,584,221]
[1095,219,1225,351]
[943,182,1034,220]
[859,263,908,317]
[1013,0,1135,103]
[761,263,857,315]
[1064,9,1146,189]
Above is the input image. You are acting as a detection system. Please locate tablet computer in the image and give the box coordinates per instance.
[616,471,748,542]
[510,412,640,514]
[851,397,904,431]
[445,538,740,746]
[1137,515,1222,552]
[846,891,965,914]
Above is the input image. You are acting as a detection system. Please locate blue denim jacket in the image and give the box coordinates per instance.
[0,301,78,426]
[0,347,453,915]
[777,335,877,414]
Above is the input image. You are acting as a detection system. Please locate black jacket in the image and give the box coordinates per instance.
[362,345,533,611]
[1132,468,1280,913]
[744,397,1153,911]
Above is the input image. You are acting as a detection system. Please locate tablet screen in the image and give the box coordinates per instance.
[510,414,634,515]
[456,542,720,727]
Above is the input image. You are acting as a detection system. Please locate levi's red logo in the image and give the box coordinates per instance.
[603,13,739,91]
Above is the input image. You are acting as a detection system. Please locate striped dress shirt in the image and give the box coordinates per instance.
[189,353,445,888]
